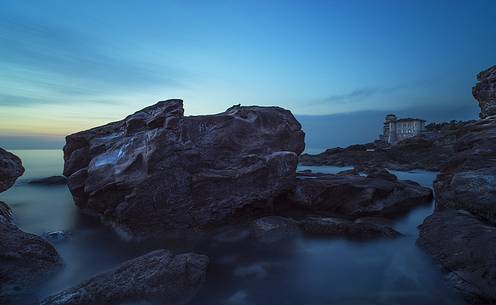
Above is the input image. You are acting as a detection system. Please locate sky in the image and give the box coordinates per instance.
[0,0,495,149]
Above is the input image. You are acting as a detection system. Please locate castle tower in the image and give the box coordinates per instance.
[383,114,397,143]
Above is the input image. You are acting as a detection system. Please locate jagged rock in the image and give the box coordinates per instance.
[249,216,301,244]
[417,210,496,304]
[289,173,433,217]
[435,167,496,223]
[0,148,24,192]
[473,65,496,119]
[0,201,12,223]
[0,207,61,303]
[62,100,305,238]
[298,216,401,239]
[38,249,208,305]
[28,176,67,185]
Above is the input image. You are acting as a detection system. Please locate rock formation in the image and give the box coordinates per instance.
[38,249,209,305]
[472,65,496,119]
[0,148,24,192]
[415,66,496,304]
[0,213,61,303]
[298,216,401,239]
[249,216,301,244]
[417,210,496,304]
[0,149,60,303]
[288,172,433,217]
[63,100,305,238]
[299,135,455,171]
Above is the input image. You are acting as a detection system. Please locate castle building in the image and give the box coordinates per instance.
[381,114,426,144]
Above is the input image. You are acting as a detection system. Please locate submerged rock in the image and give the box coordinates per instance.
[249,216,301,244]
[0,148,24,192]
[43,230,72,242]
[417,210,496,304]
[298,216,401,239]
[38,249,209,305]
[63,100,305,238]
[289,173,433,217]
[472,65,496,119]
[0,208,61,302]
[28,176,67,185]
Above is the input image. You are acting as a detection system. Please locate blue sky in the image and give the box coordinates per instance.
[0,0,495,149]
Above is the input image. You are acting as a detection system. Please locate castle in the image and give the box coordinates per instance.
[380,114,426,144]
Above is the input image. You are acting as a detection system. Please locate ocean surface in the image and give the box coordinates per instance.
[0,150,465,305]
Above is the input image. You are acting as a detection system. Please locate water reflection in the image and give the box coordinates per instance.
[0,151,465,305]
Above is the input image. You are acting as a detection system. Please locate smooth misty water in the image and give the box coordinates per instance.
[0,150,466,305]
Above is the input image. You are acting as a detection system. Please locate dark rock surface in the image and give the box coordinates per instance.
[249,216,301,244]
[38,249,209,305]
[435,166,496,223]
[288,173,433,217]
[298,216,401,239]
[472,65,496,119]
[0,201,13,223]
[0,148,24,192]
[0,209,61,303]
[28,176,67,185]
[417,210,496,304]
[63,100,305,238]
[414,66,496,304]
[299,134,455,171]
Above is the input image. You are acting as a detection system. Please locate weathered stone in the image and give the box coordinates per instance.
[417,210,496,304]
[28,176,67,185]
[38,249,208,305]
[298,216,401,239]
[0,201,12,223]
[249,216,301,244]
[289,173,433,217]
[435,167,496,223]
[63,100,305,238]
[299,134,455,171]
[0,207,61,303]
[473,65,496,119]
[0,148,24,192]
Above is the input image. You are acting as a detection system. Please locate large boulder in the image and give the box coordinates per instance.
[288,173,433,217]
[417,210,496,304]
[38,249,209,305]
[0,148,24,192]
[473,65,496,119]
[63,100,305,238]
[0,203,61,303]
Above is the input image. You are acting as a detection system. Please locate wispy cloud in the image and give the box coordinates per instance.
[320,86,403,105]
[0,9,186,107]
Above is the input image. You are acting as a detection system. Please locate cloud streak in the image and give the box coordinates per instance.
[320,86,404,105]
[0,9,186,107]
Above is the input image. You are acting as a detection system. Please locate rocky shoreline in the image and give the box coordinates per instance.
[302,65,496,304]
[1,65,495,305]
[0,152,61,304]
